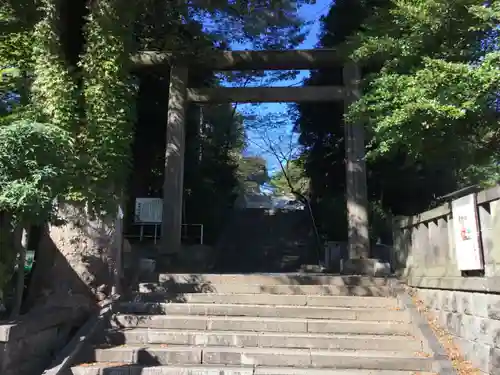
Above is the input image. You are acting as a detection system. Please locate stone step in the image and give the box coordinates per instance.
[112,315,412,335]
[116,302,410,321]
[72,364,437,375]
[104,328,423,351]
[133,293,400,308]
[156,274,394,286]
[91,345,434,371]
[138,282,393,296]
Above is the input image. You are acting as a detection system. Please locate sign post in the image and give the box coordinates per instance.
[134,198,163,243]
[451,193,484,271]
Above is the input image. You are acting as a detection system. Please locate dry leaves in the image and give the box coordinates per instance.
[409,288,482,375]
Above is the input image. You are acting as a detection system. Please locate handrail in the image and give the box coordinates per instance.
[125,223,205,245]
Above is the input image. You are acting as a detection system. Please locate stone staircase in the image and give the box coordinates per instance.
[70,274,440,375]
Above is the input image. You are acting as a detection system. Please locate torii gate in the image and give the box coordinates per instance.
[132,49,370,264]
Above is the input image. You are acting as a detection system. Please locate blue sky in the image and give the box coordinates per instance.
[230,0,331,174]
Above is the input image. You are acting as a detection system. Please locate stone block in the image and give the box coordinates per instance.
[452,336,491,374]
[71,367,103,375]
[202,347,311,367]
[113,315,208,330]
[469,341,493,374]
[137,347,202,365]
[490,347,500,375]
[441,291,452,312]
[414,287,500,373]
[469,293,489,318]
[487,318,500,348]
[487,294,500,320]
[309,351,434,371]
[95,347,136,363]
[149,331,192,345]
[208,333,260,347]
[207,317,308,333]
[262,334,420,352]
[342,258,391,276]
[185,293,308,306]
[306,320,409,335]
[306,295,397,308]
[72,365,257,375]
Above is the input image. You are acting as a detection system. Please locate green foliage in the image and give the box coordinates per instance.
[31,0,78,129]
[237,156,269,186]
[293,0,500,244]
[0,1,33,121]
[23,0,138,210]
[80,0,137,205]
[349,54,500,160]
[270,159,309,196]
[182,103,247,244]
[348,0,500,184]
[1,0,312,247]
[0,120,74,223]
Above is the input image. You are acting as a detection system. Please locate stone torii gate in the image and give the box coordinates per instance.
[132,49,371,267]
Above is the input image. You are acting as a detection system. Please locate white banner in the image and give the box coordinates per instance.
[451,194,484,271]
[134,198,163,224]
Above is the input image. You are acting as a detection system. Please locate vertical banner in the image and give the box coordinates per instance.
[451,193,484,271]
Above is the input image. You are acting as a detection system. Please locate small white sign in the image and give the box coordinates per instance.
[134,198,163,224]
[451,194,484,271]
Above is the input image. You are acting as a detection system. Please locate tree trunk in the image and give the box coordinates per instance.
[10,226,28,318]
[24,203,119,312]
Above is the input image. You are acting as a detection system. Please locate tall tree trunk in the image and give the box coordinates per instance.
[10,226,29,318]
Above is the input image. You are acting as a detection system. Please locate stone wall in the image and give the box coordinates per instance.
[393,185,500,374]
[0,306,87,375]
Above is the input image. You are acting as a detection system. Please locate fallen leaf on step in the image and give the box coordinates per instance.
[408,286,481,375]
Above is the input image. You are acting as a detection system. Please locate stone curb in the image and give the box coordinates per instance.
[397,289,458,375]
[42,295,120,375]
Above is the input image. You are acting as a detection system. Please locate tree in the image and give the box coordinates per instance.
[244,111,308,195]
[294,0,498,246]
[348,0,500,186]
[270,159,309,196]
[294,0,390,241]
[242,109,322,260]
[0,121,75,316]
[1,0,312,311]
[237,156,269,193]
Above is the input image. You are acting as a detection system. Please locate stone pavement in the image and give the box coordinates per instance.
[70,274,444,375]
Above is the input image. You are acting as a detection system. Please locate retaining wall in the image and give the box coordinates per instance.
[393,185,500,374]
[0,307,86,375]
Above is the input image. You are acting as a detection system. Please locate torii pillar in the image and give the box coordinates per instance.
[342,62,375,272]
[161,65,188,254]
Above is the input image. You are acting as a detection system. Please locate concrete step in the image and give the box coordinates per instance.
[104,328,423,351]
[91,345,435,371]
[72,364,436,375]
[112,315,412,335]
[133,293,400,308]
[155,274,395,286]
[138,282,393,296]
[116,302,410,321]
[72,364,437,375]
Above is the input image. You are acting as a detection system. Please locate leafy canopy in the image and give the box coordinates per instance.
[0,120,74,223]
[347,0,500,184]
[269,158,309,196]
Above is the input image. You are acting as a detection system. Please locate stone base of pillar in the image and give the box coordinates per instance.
[342,258,391,276]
